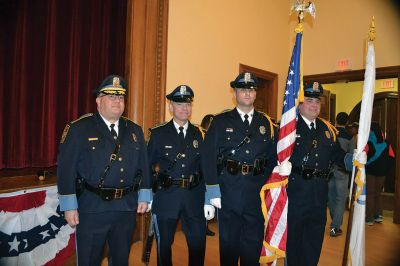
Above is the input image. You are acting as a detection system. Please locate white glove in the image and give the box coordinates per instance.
[355,151,367,165]
[146,201,152,212]
[210,198,221,209]
[204,204,215,220]
[278,160,292,176]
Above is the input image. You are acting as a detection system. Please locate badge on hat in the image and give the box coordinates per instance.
[113,77,121,87]
[313,82,319,92]
[244,73,251,83]
[180,85,187,95]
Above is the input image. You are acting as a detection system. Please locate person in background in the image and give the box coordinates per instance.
[200,114,216,237]
[327,112,353,237]
[202,72,278,265]
[365,122,395,225]
[147,85,210,266]
[57,75,151,265]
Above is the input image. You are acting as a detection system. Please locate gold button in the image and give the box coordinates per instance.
[245,150,250,154]
[120,168,124,172]
[315,154,318,157]
[166,153,169,156]
[120,179,124,183]
[182,154,186,158]
[119,157,123,161]
[182,164,185,167]
[92,147,95,150]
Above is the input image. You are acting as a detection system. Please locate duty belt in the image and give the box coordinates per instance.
[84,182,140,201]
[223,158,266,176]
[292,166,330,180]
[156,172,201,190]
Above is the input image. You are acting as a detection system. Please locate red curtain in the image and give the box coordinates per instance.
[0,0,127,169]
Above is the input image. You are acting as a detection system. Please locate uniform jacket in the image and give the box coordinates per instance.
[202,108,277,213]
[147,120,205,218]
[288,116,347,206]
[57,112,151,213]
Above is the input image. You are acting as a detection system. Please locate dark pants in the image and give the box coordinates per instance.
[286,175,328,266]
[366,174,385,221]
[76,211,136,266]
[218,206,264,266]
[154,212,206,266]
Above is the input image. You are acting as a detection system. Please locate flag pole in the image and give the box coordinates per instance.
[342,17,376,266]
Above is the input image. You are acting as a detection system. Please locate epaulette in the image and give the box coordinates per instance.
[149,121,168,131]
[318,117,338,142]
[121,116,135,123]
[60,113,93,144]
[71,113,93,124]
[193,124,206,139]
[259,112,276,139]
[215,109,232,116]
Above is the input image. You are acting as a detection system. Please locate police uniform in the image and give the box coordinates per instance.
[57,75,151,265]
[286,82,351,266]
[202,72,277,266]
[148,85,206,266]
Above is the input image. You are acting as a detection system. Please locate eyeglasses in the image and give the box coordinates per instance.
[101,94,125,101]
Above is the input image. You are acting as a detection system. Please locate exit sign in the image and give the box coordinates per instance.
[381,79,394,89]
[336,59,351,71]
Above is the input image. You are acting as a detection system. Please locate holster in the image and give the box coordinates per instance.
[217,154,225,175]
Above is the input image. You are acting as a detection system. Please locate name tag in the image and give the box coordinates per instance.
[165,146,172,149]
[88,138,98,141]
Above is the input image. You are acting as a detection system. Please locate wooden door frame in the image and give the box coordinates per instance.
[304,65,400,223]
[239,64,278,119]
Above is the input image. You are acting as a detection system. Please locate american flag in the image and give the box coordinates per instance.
[259,32,303,265]
[0,186,75,265]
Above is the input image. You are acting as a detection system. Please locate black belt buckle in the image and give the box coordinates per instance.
[302,168,315,180]
[242,164,251,175]
[114,188,124,199]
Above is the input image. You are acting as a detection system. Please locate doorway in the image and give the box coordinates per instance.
[304,65,400,223]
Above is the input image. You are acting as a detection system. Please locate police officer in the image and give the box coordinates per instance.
[147,85,211,266]
[57,75,152,265]
[285,82,364,266]
[202,72,277,266]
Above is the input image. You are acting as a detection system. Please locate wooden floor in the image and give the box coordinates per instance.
[66,210,400,266]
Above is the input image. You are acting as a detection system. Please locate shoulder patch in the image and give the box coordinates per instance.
[71,113,93,124]
[60,124,70,144]
[318,117,338,141]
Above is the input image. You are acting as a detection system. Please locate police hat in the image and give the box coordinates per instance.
[230,72,258,89]
[93,75,127,97]
[166,85,194,102]
[304,82,323,98]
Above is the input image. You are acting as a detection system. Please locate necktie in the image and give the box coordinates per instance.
[110,124,118,140]
[244,114,250,128]
[310,122,316,135]
[178,126,185,142]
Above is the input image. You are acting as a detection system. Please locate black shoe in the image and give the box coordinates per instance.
[206,227,215,236]
[330,227,342,237]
